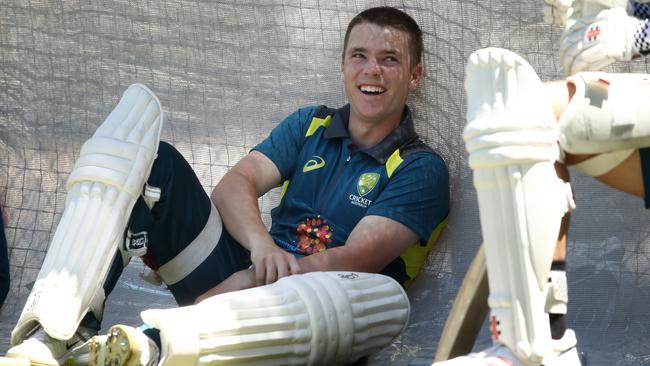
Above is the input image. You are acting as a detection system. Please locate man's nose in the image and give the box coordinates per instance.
[363,59,381,75]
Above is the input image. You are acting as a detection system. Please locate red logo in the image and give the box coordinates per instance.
[490,315,501,340]
[295,216,333,254]
[586,26,601,41]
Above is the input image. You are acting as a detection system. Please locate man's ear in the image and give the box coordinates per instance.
[409,62,424,91]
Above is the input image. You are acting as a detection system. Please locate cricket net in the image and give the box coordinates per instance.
[1,1,650,364]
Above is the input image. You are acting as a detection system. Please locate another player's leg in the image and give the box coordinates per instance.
[4,84,164,366]
[436,47,580,365]
[541,63,650,347]
[88,271,410,366]
[544,71,648,200]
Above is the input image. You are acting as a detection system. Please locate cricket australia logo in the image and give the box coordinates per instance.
[349,172,379,208]
[303,155,325,172]
[357,172,379,196]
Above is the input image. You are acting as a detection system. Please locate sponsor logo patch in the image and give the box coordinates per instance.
[125,231,148,256]
[303,155,325,172]
[586,25,600,41]
[349,193,373,208]
[337,273,359,280]
[490,315,501,340]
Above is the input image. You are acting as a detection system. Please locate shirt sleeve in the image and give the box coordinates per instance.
[252,106,317,181]
[366,153,450,244]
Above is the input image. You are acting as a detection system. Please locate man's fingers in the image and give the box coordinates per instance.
[289,257,301,275]
[255,262,266,285]
[277,261,289,280]
[265,260,278,284]
[253,251,299,285]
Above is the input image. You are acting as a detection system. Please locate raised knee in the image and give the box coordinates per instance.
[156,140,177,162]
[559,72,650,155]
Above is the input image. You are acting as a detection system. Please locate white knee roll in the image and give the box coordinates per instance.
[12,84,163,344]
[560,72,650,154]
[140,272,410,366]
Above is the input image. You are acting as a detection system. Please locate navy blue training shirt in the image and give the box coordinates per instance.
[254,104,449,286]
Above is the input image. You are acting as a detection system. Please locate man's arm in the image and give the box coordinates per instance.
[210,150,300,285]
[195,214,419,304]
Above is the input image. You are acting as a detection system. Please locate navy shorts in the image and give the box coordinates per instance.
[112,142,251,306]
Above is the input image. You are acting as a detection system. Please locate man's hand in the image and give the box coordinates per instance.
[250,240,301,285]
[1,205,7,225]
[210,151,295,284]
[560,7,641,75]
[544,0,575,26]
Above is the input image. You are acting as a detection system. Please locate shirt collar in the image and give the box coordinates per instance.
[323,104,418,164]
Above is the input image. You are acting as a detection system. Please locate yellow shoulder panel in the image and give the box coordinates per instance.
[279,179,290,200]
[400,216,449,288]
[305,115,332,137]
[386,149,404,178]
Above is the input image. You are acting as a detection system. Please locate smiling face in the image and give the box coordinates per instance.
[342,22,423,129]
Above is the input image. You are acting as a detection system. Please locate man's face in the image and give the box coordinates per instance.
[342,22,422,126]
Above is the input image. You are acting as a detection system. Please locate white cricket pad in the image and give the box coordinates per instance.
[140,272,409,366]
[464,48,575,363]
[560,72,650,154]
[11,84,164,344]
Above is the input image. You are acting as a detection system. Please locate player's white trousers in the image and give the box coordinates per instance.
[464,48,575,364]
[140,272,410,366]
[11,84,164,344]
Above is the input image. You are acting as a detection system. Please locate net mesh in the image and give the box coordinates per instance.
[2,0,650,364]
